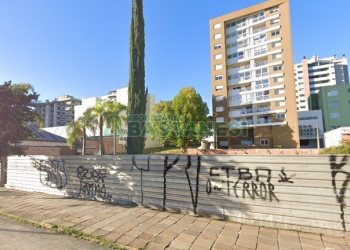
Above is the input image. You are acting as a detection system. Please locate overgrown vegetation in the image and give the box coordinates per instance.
[321,141,350,154]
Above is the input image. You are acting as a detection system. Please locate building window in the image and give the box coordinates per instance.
[215,75,223,81]
[327,90,339,97]
[215,95,224,102]
[214,44,222,50]
[330,112,341,119]
[271,30,280,37]
[219,141,229,147]
[273,65,283,71]
[270,7,279,13]
[215,85,224,91]
[213,23,221,30]
[216,117,224,122]
[216,106,224,112]
[328,101,340,109]
[276,113,285,119]
[214,54,222,60]
[272,41,281,48]
[277,101,285,107]
[215,64,223,70]
[241,140,253,146]
[214,33,222,40]
[260,139,269,146]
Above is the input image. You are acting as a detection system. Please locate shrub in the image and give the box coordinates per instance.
[321,141,350,154]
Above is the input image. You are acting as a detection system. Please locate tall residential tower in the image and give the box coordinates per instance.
[294,55,349,111]
[210,0,299,148]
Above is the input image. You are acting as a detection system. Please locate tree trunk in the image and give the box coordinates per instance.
[82,127,86,156]
[99,116,104,155]
[0,156,7,187]
[113,130,116,156]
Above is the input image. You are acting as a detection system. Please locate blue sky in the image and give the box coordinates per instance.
[1,0,350,113]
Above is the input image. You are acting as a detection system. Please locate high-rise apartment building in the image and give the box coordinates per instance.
[210,0,299,148]
[294,55,349,111]
[35,95,81,127]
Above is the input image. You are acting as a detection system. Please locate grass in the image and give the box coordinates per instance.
[0,212,128,250]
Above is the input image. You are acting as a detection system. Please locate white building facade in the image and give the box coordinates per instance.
[294,55,349,111]
[298,110,324,148]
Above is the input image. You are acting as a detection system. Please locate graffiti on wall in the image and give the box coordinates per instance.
[162,156,201,214]
[130,156,150,205]
[330,155,350,231]
[205,166,295,202]
[34,159,67,190]
[77,166,112,201]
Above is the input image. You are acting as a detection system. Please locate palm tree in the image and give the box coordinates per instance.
[92,100,126,155]
[67,108,96,156]
[105,102,126,155]
[91,100,109,155]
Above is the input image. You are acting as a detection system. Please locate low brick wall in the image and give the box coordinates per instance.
[187,148,319,155]
[5,154,350,235]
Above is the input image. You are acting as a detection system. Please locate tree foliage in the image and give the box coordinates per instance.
[127,0,148,154]
[0,81,39,156]
[150,87,209,151]
[66,108,96,156]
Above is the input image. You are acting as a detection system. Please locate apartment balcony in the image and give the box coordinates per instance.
[229,95,285,107]
[229,119,287,128]
[252,15,266,24]
[253,27,266,34]
[229,109,254,117]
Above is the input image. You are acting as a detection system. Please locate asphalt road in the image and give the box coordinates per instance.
[0,216,108,250]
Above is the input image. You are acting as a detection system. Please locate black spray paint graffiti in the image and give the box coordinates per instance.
[34,159,67,190]
[162,156,201,214]
[77,166,112,200]
[330,155,349,231]
[206,166,295,202]
[130,156,150,205]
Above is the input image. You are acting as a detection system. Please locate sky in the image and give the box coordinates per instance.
[0,0,350,113]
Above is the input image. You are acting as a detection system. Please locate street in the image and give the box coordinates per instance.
[0,216,108,250]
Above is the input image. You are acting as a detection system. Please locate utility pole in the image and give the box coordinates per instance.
[316,123,320,150]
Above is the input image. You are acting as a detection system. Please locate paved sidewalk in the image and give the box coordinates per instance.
[0,188,349,250]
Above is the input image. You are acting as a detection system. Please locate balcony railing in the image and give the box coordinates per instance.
[255,61,268,67]
[252,16,265,23]
[254,49,268,57]
[255,72,268,78]
[253,27,266,34]
[255,83,270,89]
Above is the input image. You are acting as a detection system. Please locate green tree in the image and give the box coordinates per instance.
[66,108,96,156]
[127,0,148,154]
[105,102,126,155]
[149,101,176,146]
[150,87,209,152]
[0,81,39,157]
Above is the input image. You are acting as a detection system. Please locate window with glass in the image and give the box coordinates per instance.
[271,30,280,37]
[330,112,341,119]
[256,68,268,78]
[327,90,339,97]
[260,139,269,146]
[214,44,222,50]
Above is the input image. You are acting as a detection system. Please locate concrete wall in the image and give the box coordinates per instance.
[5,155,350,235]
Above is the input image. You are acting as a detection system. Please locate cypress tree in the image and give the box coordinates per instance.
[127,0,148,154]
